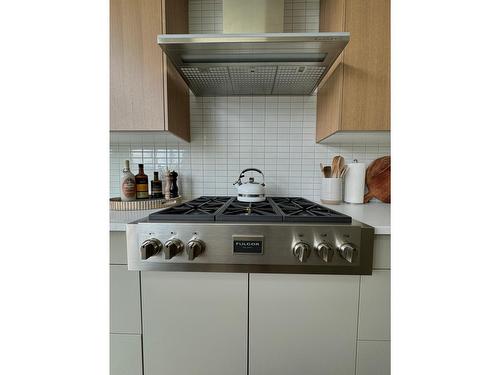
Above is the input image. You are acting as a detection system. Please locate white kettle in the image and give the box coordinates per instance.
[233,168,266,202]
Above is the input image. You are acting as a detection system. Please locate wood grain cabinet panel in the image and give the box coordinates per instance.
[317,0,390,141]
[342,0,390,131]
[110,0,190,140]
[249,274,359,375]
[110,0,164,131]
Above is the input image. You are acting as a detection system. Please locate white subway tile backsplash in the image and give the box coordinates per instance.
[110,0,390,200]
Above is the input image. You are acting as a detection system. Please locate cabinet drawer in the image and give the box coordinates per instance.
[110,334,142,375]
[356,341,390,375]
[358,270,390,340]
[110,265,141,334]
[110,231,127,265]
[373,235,390,269]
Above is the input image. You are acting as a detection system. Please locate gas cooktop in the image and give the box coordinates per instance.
[127,196,374,275]
[149,196,352,224]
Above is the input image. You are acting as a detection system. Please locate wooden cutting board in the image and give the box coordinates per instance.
[364,156,391,203]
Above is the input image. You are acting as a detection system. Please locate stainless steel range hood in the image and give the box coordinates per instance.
[157,32,349,96]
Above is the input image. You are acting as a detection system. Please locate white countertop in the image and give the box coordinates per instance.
[110,200,390,235]
[315,201,390,235]
[110,208,163,231]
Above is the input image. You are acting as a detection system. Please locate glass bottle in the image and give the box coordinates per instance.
[151,172,163,198]
[120,160,136,201]
[135,164,149,199]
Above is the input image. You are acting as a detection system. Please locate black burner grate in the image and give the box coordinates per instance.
[149,196,232,222]
[217,199,282,222]
[149,196,352,223]
[270,197,352,223]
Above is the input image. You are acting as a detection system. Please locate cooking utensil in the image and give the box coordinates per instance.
[331,155,345,178]
[364,156,391,203]
[323,166,332,178]
[339,165,348,178]
[331,156,339,176]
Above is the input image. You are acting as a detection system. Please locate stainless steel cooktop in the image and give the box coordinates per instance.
[126,197,374,274]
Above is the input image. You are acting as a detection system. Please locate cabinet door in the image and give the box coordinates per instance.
[342,0,390,131]
[373,235,391,270]
[358,270,390,340]
[249,274,360,375]
[110,334,143,375]
[110,231,127,265]
[110,0,164,131]
[356,341,390,375]
[141,272,248,375]
[110,265,142,334]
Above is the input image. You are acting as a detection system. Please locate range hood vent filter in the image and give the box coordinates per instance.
[158,33,349,96]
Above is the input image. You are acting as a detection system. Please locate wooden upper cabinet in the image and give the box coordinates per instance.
[316,0,390,142]
[110,0,190,141]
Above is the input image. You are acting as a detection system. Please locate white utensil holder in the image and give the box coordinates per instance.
[320,178,343,204]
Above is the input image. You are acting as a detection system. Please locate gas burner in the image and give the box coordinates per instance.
[149,196,351,224]
[218,199,282,222]
[270,197,352,223]
[149,196,232,222]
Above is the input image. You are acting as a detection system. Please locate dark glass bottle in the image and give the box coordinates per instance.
[168,170,179,198]
[135,164,149,199]
[151,172,163,198]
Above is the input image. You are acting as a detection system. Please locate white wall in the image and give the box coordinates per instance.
[110,0,391,201]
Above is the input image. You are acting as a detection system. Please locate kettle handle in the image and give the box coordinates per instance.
[234,168,265,186]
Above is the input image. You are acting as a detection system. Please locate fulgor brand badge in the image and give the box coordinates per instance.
[232,235,264,254]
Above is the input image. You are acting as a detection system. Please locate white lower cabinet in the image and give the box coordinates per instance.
[141,272,248,375]
[356,341,390,375]
[358,270,391,340]
[110,265,141,334]
[249,274,360,375]
[110,334,143,375]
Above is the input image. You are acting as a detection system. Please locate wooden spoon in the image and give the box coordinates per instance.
[339,165,348,178]
[323,165,332,178]
[338,156,345,177]
[331,156,340,177]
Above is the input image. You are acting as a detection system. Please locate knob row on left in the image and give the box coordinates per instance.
[140,238,204,261]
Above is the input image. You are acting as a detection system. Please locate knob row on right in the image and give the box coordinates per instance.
[292,242,356,263]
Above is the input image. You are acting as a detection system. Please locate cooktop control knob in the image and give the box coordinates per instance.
[186,239,205,261]
[163,239,184,259]
[316,242,335,263]
[292,242,311,263]
[140,238,162,260]
[338,243,356,263]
